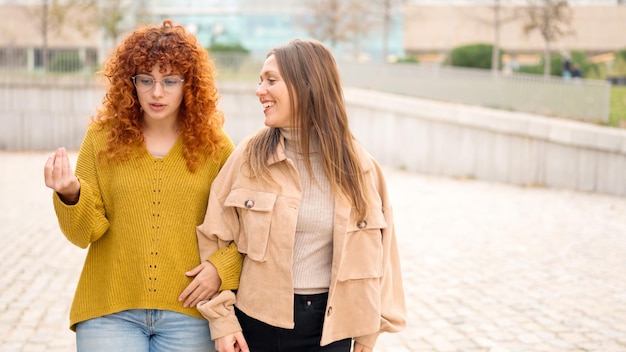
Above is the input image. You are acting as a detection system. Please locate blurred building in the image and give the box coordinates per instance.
[136,0,405,62]
[0,2,100,73]
[404,1,626,67]
[407,0,623,4]
[1,0,625,73]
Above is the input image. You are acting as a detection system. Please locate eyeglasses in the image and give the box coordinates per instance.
[131,74,184,93]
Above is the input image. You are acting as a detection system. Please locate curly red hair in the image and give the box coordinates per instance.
[93,19,224,172]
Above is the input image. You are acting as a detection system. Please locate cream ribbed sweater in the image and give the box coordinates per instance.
[53,124,241,330]
[281,128,334,294]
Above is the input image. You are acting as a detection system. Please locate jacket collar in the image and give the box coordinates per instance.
[267,132,288,166]
[266,131,374,173]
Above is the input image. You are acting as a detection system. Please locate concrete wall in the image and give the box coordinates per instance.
[216,82,266,144]
[345,87,626,196]
[171,82,626,197]
[1,79,625,197]
[0,78,264,151]
[1,76,101,150]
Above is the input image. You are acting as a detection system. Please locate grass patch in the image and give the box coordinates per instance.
[610,85,626,127]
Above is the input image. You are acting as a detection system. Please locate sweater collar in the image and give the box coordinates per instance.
[267,129,373,174]
[279,127,320,154]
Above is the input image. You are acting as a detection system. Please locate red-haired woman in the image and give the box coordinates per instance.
[44,20,240,352]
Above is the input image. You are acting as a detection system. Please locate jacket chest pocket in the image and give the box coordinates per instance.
[225,189,277,262]
[337,209,387,281]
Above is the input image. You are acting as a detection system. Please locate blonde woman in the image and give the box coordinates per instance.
[197,39,406,352]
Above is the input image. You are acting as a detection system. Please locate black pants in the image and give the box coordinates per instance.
[235,292,352,352]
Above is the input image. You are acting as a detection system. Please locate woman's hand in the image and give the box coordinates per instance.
[179,261,221,307]
[215,332,249,352]
[353,342,373,352]
[44,147,80,204]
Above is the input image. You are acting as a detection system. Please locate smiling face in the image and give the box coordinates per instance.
[256,55,293,128]
[135,65,184,126]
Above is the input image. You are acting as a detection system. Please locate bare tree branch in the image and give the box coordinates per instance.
[368,0,406,62]
[456,0,519,74]
[98,0,132,42]
[518,0,574,77]
[304,0,352,49]
[25,0,97,71]
[304,0,405,61]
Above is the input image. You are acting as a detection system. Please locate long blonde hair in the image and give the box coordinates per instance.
[245,39,369,219]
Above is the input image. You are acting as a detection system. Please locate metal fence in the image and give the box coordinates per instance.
[338,63,612,124]
[213,58,612,124]
[212,58,612,124]
[0,49,257,79]
[0,47,99,75]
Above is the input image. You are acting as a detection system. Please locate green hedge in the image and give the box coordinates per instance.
[207,43,249,54]
[396,56,419,64]
[447,43,502,70]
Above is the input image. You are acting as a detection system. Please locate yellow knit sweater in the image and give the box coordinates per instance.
[53,124,242,330]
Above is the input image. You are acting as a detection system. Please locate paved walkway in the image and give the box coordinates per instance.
[1,151,626,352]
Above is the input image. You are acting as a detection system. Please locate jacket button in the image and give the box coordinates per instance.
[244,200,255,208]
[357,220,367,229]
[327,306,332,316]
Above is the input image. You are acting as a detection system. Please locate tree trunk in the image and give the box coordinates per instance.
[382,0,390,62]
[543,40,551,78]
[542,1,551,78]
[353,32,361,62]
[42,0,48,72]
[491,0,500,75]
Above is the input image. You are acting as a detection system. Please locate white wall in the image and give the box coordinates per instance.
[345,87,626,196]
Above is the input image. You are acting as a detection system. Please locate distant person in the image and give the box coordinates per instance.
[196,38,407,352]
[562,56,572,80]
[43,20,242,352]
[572,63,582,79]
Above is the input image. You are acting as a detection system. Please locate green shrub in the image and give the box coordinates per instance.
[207,43,249,54]
[517,63,545,75]
[396,56,419,64]
[608,49,626,78]
[571,51,602,78]
[447,43,501,70]
[207,43,250,72]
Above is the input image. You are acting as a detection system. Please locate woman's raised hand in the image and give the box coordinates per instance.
[44,147,80,204]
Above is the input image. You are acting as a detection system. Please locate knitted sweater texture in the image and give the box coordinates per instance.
[281,128,334,294]
[53,124,237,330]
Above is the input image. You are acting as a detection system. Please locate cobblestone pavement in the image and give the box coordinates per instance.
[2,151,626,352]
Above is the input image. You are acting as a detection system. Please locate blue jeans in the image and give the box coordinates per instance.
[75,309,215,352]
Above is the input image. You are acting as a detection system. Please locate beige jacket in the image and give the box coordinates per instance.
[197,131,406,348]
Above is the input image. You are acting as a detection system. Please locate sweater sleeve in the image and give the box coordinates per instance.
[198,141,245,291]
[53,127,109,248]
[208,242,243,291]
[196,144,246,328]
